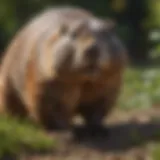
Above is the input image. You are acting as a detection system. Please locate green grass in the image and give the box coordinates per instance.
[119,66,160,110]
[0,115,56,158]
[119,66,160,160]
[152,144,160,160]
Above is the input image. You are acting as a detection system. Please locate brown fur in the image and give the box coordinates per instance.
[0,6,128,130]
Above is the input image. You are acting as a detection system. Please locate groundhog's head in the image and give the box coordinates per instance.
[49,16,127,80]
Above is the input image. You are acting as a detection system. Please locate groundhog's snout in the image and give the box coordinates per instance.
[85,44,99,63]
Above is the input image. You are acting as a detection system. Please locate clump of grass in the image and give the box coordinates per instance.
[152,144,160,160]
[119,66,160,110]
[0,115,56,158]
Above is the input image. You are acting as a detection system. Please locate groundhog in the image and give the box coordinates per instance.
[0,6,128,130]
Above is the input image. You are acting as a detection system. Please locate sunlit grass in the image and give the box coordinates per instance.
[0,115,56,158]
[119,66,160,110]
[119,66,160,160]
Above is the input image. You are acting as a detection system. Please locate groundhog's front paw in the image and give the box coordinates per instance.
[80,107,106,128]
[42,117,71,131]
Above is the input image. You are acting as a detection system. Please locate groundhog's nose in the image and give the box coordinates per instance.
[85,44,99,61]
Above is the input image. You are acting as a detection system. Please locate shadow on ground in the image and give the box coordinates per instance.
[71,120,160,152]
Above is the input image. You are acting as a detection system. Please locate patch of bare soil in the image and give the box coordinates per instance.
[22,107,160,160]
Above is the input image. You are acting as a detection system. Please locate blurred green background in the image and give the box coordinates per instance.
[0,0,160,159]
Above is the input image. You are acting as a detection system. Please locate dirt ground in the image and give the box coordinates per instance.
[21,107,160,160]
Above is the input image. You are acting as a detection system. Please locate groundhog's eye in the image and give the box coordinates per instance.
[70,28,92,41]
[70,30,78,39]
[59,24,68,35]
[70,21,89,39]
[98,30,110,39]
